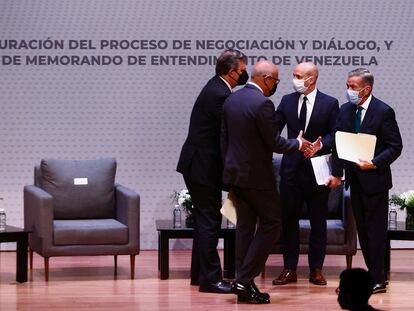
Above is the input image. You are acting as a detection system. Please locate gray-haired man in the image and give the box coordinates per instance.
[330,68,403,294]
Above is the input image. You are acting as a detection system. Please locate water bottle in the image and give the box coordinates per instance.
[0,207,6,231]
[173,204,182,228]
[388,205,397,230]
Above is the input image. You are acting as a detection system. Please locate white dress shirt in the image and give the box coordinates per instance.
[357,94,372,123]
[247,81,264,93]
[297,88,317,132]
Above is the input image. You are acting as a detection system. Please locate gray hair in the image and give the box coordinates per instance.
[215,49,247,76]
[348,68,374,86]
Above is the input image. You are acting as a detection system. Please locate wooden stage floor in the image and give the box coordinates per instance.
[1,249,413,310]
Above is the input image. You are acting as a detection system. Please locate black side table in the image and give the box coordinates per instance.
[155,219,235,280]
[0,225,29,283]
[385,221,414,280]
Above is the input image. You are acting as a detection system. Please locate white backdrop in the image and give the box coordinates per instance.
[0,0,412,249]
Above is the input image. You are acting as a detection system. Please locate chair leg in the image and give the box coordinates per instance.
[130,254,136,280]
[29,248,33,270]
[114,255,118,276]
[44,257,49,282]
[346,255,353,269]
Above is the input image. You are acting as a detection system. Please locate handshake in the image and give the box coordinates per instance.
[296,130,342,189]
[297,130,322,158]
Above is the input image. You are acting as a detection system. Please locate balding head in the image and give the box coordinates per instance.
[252,60,278,78]
[251,60,279,97]
[293,62,318,95]
[295,62,318,79]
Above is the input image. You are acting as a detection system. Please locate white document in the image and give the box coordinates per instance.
[220,197,237,225]
[310,154,332,186]
[335,131,377,163]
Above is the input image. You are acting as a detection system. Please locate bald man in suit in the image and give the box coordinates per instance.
[221,60,312,304]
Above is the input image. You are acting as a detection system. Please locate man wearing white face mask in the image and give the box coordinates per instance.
[329,68,403,294]
[273,62,339,286]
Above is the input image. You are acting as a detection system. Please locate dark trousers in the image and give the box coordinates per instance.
[232,186,281,285]
[184,177,223,285]
[280,169,330,271]
[350,177,388,284]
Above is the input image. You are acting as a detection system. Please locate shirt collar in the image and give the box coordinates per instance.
[299,88,317,105]
[247,81,264,93]
[358,93,372,110]
[219,76,233,92]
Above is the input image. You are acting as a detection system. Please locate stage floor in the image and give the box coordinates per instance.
[1,249,413,310]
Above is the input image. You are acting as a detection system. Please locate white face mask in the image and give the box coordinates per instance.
[292,77,310,94]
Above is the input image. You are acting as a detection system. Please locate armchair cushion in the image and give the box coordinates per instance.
[40,158,116,219]
[298,219,345,245]
[53,219,128,245]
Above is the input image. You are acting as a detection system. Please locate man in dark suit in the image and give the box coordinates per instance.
[329,68,403,294]
[176,49,248,294]
[221,60,312,304]
[273,62,339,286]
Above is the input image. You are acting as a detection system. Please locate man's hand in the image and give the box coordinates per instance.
[297,130,313,154]
[356,159,376,170]
[304,136,322,158]
[325,175,342,189]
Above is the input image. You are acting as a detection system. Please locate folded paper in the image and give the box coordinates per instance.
[335,131,376,163]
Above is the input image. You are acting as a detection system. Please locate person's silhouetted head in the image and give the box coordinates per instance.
[337,268,374,310]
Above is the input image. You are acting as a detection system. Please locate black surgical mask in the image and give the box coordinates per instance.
[237,70,249,85]
[265,78,278,97]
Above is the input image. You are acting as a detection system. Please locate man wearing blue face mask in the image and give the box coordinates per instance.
[273,62,339,287]
[329,68,403,294]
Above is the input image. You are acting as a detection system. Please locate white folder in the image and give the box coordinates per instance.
[310,154,332,186]
[335,131,377,163]
[220,196,237,225]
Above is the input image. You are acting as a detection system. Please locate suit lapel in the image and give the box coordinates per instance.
[288,92,301,130]
[359,96,377,133]
[306,90,321,134]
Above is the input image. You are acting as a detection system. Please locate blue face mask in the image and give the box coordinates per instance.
[346,89,364,105]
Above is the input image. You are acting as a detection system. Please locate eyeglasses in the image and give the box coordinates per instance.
[265,75,280,85]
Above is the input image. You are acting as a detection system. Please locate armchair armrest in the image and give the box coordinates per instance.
[24,185,54,246]
[342,188,357,252]
[115,184,140,251]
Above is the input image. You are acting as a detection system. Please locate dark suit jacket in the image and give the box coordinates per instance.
[277,90,339,182]
[332,96,403,194]
[177,75,231,188]
[221,84,299,190]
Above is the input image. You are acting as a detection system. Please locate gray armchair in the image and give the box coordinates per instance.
[262,157,357,277]
[24,158,140,281]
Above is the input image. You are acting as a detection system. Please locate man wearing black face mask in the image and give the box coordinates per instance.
[221,60,313,304]
[177,49,247,294]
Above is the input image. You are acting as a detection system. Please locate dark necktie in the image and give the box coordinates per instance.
[354,106,364,133]
[299,96,307,131]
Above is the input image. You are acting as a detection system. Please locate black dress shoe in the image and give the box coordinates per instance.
[231,281,270,304]
[199,280,232,294]
[249,282,270,300]
[372,282,387,294]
